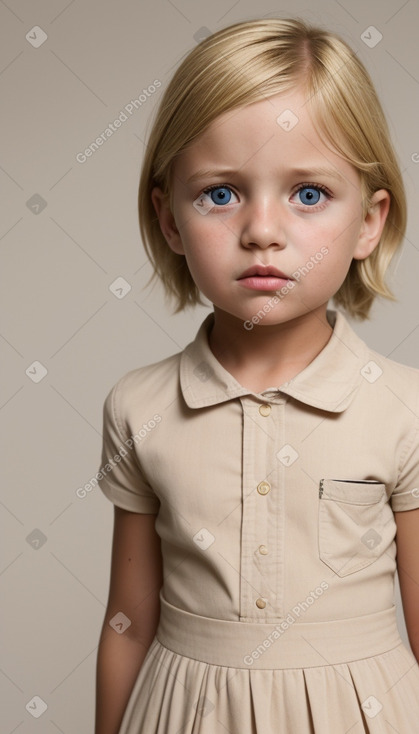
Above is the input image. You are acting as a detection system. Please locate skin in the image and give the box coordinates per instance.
[151,87,419,663]
[152,87,390,391]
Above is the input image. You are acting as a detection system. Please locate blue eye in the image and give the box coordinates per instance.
[298,186,322,205]
[205,186,233,205]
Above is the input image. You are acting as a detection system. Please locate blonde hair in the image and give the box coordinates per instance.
[138,17,406,320]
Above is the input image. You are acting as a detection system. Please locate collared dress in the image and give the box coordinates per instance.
[98,308,419,733]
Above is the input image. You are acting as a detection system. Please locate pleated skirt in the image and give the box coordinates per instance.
[118,595,419,733]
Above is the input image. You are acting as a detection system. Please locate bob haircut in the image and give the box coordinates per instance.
[138,17,406,320]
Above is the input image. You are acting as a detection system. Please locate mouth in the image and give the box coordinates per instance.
[237,265,294,292]
[237,265,293,280]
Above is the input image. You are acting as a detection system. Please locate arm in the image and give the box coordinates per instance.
[95,507,164,734]
[394,508,419,664]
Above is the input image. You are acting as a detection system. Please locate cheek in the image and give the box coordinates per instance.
[177,226,219,281]
[296,213,361,263]
[325,204,363,242]
[180,214,231,257]
[311,247,355,296]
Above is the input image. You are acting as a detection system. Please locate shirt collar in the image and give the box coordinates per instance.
[180,309,370,412]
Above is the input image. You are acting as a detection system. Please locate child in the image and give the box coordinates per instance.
[95,17,419,734]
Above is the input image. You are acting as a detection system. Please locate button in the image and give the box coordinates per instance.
[256,598,266,609]
[259,545,268,555]
[259,403,271,417]
[257,481,271,495]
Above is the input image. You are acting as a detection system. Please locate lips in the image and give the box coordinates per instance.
[237,264,293,280]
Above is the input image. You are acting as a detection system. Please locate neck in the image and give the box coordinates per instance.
[208,303,333,391]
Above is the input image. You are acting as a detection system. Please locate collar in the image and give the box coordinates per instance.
[180,309,370,412]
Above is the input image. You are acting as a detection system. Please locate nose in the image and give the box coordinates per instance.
[239,195,287,250]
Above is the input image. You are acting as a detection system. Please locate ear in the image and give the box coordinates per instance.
[353,189,391,260]
[151,187,185,255]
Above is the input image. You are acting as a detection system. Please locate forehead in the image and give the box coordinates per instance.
[172,88,358,186]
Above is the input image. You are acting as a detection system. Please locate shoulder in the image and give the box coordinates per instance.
[361,342,419,418]
[336,310,419,392]
[366,344,419,390]
[103,351,182,422]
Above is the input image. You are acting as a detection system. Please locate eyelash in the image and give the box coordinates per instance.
[294,182,332,206]
[201,182,333,210]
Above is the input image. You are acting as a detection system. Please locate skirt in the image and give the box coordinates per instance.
[118,594,419,733]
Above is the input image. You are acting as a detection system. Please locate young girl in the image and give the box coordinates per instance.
[95,17,419,734]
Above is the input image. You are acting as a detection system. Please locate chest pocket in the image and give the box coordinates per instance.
[318,479,387,577]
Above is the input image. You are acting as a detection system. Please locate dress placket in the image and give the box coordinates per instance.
[239,391,286,622]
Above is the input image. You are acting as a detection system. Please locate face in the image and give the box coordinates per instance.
[152,87,389,328]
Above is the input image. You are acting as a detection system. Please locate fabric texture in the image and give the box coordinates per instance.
[98,308,419,733]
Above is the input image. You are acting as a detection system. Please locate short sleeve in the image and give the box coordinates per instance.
[96,378,160,514]
[391,413,419,512]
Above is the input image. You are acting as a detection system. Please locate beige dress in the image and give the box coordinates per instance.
[98,309,419,733]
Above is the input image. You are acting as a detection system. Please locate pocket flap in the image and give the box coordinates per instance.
[320,479,385,505]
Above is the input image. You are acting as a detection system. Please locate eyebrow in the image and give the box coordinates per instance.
[288,166,346,183]
[186,165,346,184]
[186,168,237,184]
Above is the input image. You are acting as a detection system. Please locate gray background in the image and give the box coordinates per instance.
[1,0,418,731]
